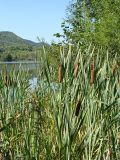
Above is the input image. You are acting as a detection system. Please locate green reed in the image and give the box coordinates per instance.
[40,46,120,160]
[0,46,120,160]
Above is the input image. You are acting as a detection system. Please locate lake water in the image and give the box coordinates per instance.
[0,61,58,90]
[0,61,40,88]
[29,77,38,89]
[0,61,40,71]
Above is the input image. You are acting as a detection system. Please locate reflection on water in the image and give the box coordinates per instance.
[29,77,37,89]
[0,61,40,89]
[0,61,40,72]
[0,61,58,90]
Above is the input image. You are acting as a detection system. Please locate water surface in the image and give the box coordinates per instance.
[0,61,40,71]
[0,61,40,88]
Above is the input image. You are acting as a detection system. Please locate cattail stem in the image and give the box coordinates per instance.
[58,64,62,82]
[90,61,95,84]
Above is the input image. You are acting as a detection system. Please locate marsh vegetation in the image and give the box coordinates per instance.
[0,46,120,159]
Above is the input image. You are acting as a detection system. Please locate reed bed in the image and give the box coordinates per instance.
[0,46,120,160]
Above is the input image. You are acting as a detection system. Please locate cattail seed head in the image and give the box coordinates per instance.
[75,100,81,116]
[74,62,79,77]
[91,63,94,70]
[58,64,62,82]
[112,63,116,75]
[108,148,112,157]
[118,76,120,87]
[4,75,8,86]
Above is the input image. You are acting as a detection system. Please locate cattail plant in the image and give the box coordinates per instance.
[0,45,120,159]
[90,60,95,84]
[4,75,8,86]
[112,61,116,75]
[118,76,120,87]
[58,64,63,82]
[75,92,82,116]
[108,147,112,158]
[112,64,116,75]
[75,100,81,116]
[74,62,79,77]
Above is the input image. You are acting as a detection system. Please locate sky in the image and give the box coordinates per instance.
[0,0,70,43]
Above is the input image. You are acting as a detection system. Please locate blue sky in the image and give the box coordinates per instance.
[0,0,70,43]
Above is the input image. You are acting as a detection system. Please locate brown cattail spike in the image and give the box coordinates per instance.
[118,76,120,87]
[75,101,81,116]
[90,61,95,84]
[4,75,8,86]
[108,148,112,158]
[112,62,116,75]
[74,62,79,77]
[58,64,62,82]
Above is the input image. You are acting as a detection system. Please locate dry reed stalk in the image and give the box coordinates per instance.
[105,148,112,160]
[112,63,116,75]
[4,75,13,86]
[16,112,21,119]
[74,62,79,77]
[58,64,62,82]
[90,61,95,84]
[0,153,4,160]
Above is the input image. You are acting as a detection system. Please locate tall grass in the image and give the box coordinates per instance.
[0,46,120,159]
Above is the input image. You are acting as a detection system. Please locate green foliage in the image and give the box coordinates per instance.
[60,0,120,55]
[4,54,13,61]
[41,45,120,159]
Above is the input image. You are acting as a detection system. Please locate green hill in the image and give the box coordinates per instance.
[0,31,46,47]
[0,31,49,61]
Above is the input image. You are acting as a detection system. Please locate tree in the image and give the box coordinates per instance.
[61,0,120,54]
[5,54,13,61]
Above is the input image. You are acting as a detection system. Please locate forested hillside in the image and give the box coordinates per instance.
[0,31,48,61]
